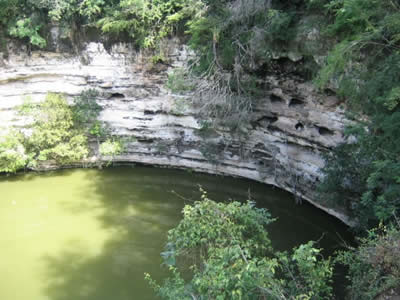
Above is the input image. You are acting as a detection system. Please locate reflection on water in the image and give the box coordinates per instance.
[0,166,352,300]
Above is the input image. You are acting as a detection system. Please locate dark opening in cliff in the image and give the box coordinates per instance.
[270,94,284,103]
[316,125,334,136]
[109,93,125,99]
[289,98,304,107]
[295,122,304,131]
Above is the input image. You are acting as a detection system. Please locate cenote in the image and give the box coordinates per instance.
[0,166,352,300]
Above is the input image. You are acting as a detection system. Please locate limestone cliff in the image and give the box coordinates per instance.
[0,41,351,224]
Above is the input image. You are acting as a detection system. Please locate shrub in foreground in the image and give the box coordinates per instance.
[146,192,333,300]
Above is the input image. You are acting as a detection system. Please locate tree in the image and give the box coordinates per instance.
[0,131,28,173]
[315,0,400,230]
[336,222,400,299]
[23,93,89,165]
[146,192,333,300]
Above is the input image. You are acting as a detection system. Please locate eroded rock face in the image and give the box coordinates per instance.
[0,41,352,225]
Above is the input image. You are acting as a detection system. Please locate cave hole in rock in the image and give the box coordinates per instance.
[271,57,298,75]
[109,92,125,99]
[254,142,267,150]
[144,109,163,115]
[268,116,279,123]
[139,139,154,144]
[324,88,336,96]
[315,125,334,136]
[259,115,278,124]
[251,116,278,129]
[270,94,285,103]
[289,98,304,107]
[295,122,304,131]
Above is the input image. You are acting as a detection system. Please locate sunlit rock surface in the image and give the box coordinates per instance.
[0,41,351,225]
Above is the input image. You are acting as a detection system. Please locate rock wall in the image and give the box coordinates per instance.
[0,41,352,225]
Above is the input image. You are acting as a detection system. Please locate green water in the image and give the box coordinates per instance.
[0,166,352,300]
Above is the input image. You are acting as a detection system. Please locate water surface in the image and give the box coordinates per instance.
[0,166,352,300]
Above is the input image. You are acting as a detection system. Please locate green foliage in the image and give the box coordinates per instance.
[305,0,331,10]
[18,97,38,115]
[89,120,109,138]
[147,194,334,300]
[72,88,101,125]
[312,0,400,105]
[72,89,111,142]
[42,0,105,24]
[1,0,106,47]
[99,138,125,166]
[278,241,333,299]
[169,0,304,139]
[0,91,103,172]
[186,1,296,73]
[0,89,122,172]
[9,17,46,48]
[0,0,48,47]
[99,139,124,157]
[315,0,400,230]
[79,0,105,20]
[0,0,18,27]
[24,93,89,165]
[166,68,194,93]
[0,131,28,173]
[319,122,400,229]
[150,52,167,64]
[336,223,400,299]
[97,0,193,48]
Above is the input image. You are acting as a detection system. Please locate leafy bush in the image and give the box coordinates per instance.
[0,90,110,172]
[99,139,124,157]
[99,138,125,166]
[315,0,400,230]
[97,0,192,48]
[89,120,109,138]
[146,193,333,300]
[0,131,28,173]
[18,97,38,115]
[47,0,105,22]
[0,91,103,172]
[166,68,194,93]
[336,223,400,299]
[0,0,48,48]
[24,93,89,165]
[72,88,101,125]
[9,18,46,48]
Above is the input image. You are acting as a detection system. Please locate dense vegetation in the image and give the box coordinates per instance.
[1,0,400,298]
[0,0,196,51]
[0,93,88,172]
[20,93,89,165]
[146,194,333,300]
[337,222,400,299]
[147,196,400,300]
[0,91,123,172]
[310,0,400,232]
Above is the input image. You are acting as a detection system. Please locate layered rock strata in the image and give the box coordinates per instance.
[0,41,351,225]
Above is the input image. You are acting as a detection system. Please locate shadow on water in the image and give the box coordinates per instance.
[42,232,167,300]
[39,167,187,300]
[0,168,77,183]
[34,166,353,300]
